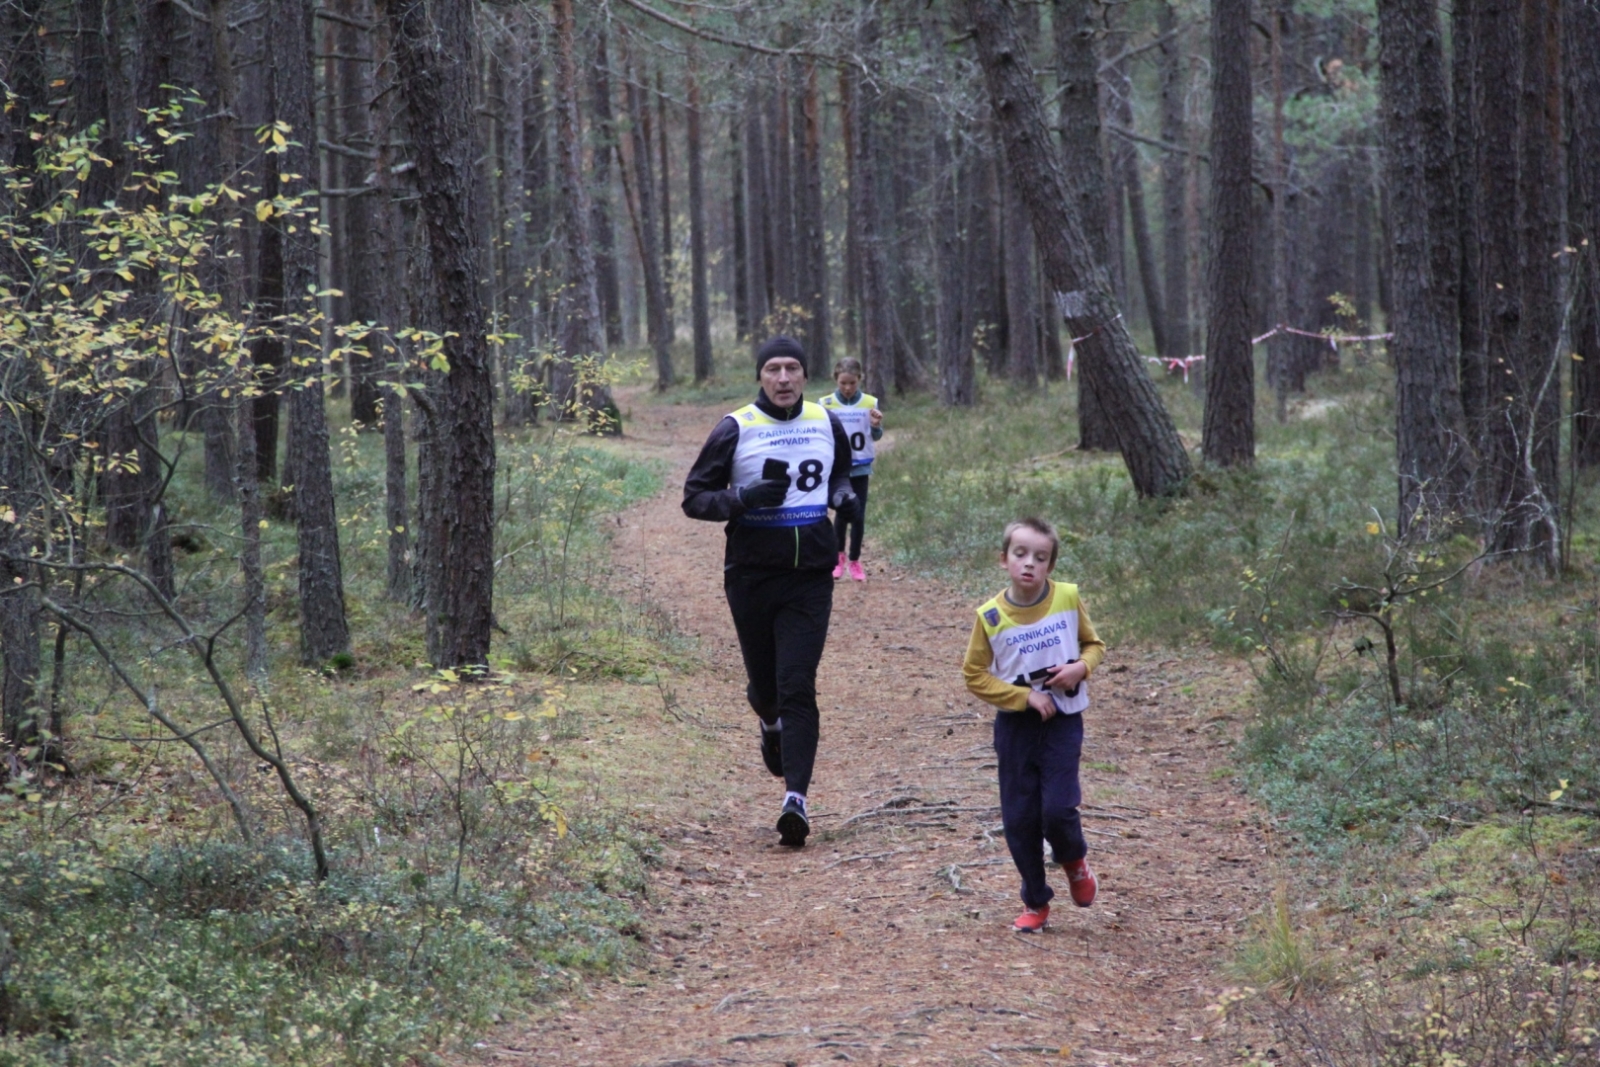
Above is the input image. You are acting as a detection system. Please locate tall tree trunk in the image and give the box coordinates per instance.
[743,86,771,339]
[0,405,41,746]
[1265,0,1294,413]
[657,68,675,329]
[935,126,976,407]
[1569,0,1600,467]
[1478,0,1561,563]
[275,0,349,665]
[1002,162,1041,386]
[1455,0,1487,442]
[343,0,382,428]
[590,30,624,349]
[849,23,893,399]
[730,116,750,342]
[383,0,500,665]
[1107,52,1167,359]
[1378,0,1473,534]
[1053,0,1119,450]
[686,55,713,383]
[969,0,1192,497]
[1202,0,1256,467]
[798,60,829,373]
[622,55,674,390]
[1157,0,1192,358]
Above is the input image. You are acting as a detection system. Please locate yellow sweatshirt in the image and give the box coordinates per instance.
[962,579,1106,711]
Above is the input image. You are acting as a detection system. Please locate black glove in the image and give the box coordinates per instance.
[830,487,859,521]
[739,478,789,510]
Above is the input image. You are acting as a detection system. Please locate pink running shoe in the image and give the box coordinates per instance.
[847,559,866,582]
[1064,857,1097,907]
[832,553,845,580]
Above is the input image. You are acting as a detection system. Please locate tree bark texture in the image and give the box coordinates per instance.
[969,0,1191,497]
[1001,160,1041,387]
[1570,0,1600,466]
[798,61,829,374]
[1051,0,1119,451]
[623,57,674,391]
[274,0,349,666]
[1202,0,1256,468]
[1157,0,1191,359]
[687,58,714,383]
[849,21,893,401]
[1377,0,1473,534]
[547,0,617,427]
[1477,0,1561,562]
[589,31,625,350]
[743,86,771,340]
[384,0,498,666]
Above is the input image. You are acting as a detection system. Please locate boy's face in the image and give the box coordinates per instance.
[1002,527,1055,598]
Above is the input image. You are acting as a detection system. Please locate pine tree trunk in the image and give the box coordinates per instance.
[1107,52,1167,359]
[798,61,829,373]
[1202,0,1256,467]
[1454,0,1487,441]
[1570,0,1600,467]
[383,0,501,665]
[1378,0,1473,534]
[730,116,750,342]
[657,69,675,328]
[1157,0,1192,358]
[545,0,617,428]
[935,127,976,407]
[743,87,771,340]
[622,57,674,391]
[851,17,893,399]
[687,57,714,383]
[0,404,41,746]
[1052,0,1119,450]
[1002,163,1040,386]
[590,31,624,350]
[969,0,1191,497]
[276,0,349,665]
[343,0,382,428]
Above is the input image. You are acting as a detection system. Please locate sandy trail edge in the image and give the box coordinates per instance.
[468,391,1274,1067]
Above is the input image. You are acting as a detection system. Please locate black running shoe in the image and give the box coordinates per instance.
[759,726,784,778]
[777,796,809,847]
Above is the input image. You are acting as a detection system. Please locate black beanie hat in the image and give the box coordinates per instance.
[755,335,806,377]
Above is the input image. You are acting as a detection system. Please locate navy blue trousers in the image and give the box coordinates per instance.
[724,567,833,796]
[994,708,1087,909]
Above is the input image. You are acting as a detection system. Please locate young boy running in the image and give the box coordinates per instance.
[818,358,882,582]
[962,518,1105,931]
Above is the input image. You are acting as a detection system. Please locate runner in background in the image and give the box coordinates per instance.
[818,358,882,582]
[681,337,858,847]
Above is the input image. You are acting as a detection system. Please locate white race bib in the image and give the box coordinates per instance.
[728,401,835,527]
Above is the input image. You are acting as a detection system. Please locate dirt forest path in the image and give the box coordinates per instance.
[479,390,1275,1067]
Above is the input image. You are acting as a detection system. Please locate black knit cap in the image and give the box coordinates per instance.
[755,335,806,378]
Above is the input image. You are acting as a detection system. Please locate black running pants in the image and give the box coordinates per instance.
[723,566,834,797]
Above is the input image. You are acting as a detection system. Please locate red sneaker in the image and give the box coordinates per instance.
[1064,858,1097,907]
[1012,904,1049,932]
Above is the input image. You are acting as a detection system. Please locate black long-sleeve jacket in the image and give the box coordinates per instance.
[682,389,854,571]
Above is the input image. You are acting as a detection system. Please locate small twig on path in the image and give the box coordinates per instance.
[727,1030,800,1043]
[823,847,909,870]
[712,988,761,1013]
[842,803,993,827]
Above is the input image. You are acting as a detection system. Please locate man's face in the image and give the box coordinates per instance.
[760,356,807,408]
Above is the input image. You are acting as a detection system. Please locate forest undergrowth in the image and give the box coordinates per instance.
[878,355,1600,1065]
[0,397,679,1066]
